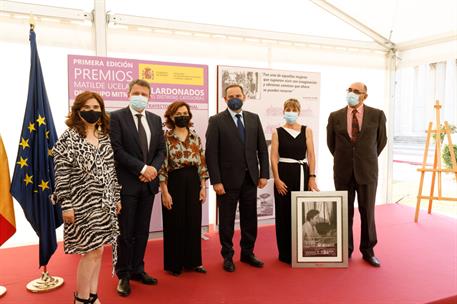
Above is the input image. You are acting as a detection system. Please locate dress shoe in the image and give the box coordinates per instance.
[363,255,381,267]
[240,255,264,268]
[166,270,181,276]
[223,259,235,272]
[131,272,158,285]
[278,256,291,264]
[194,266,207,274]
[116,279,131,297]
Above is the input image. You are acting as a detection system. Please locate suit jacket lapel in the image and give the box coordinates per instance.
[145,111,156,158]
[338,107,351,142]
[243,111,252,145]
[223,109,244,144]
[123,107,142,151]
[358,105,370,139]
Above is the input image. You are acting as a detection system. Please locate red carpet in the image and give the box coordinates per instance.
[0,204,456,304]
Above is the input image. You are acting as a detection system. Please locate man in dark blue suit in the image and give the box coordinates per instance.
[206,84,269,272]
[110,79,165,296]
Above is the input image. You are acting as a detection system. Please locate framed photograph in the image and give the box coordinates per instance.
[291,191,348,268]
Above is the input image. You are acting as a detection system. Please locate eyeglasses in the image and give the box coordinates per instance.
[347,88,365,95]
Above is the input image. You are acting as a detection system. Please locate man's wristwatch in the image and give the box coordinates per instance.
[309,174,316,178]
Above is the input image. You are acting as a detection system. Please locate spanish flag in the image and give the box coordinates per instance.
[0,135,16,246]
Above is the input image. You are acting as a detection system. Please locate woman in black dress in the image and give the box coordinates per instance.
[270,98,319,264]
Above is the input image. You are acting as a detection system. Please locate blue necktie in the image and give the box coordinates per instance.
[235,114,245,143]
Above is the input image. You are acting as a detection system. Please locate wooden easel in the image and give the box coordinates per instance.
[415,100,457,222]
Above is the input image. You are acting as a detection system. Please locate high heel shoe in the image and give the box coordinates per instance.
[167,270,181,276]
[74,292,92,304]
[89,293,98,303]
[194,266,207,274]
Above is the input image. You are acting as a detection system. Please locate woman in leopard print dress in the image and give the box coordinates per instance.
[53,91,121,304]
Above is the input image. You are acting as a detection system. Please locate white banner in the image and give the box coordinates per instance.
[217,66,321,221]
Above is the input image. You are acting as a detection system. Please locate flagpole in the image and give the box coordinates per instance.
[15,15,64,294]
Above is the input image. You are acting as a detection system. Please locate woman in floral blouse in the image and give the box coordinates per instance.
[159,101,209,276]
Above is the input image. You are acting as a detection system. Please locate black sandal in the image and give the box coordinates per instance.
[89,293,98,303]
[74,292,92,304]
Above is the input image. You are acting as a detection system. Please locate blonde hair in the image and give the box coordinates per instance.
[283,98,301,112]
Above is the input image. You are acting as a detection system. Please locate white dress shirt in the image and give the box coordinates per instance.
[227,108,245,126]
[129,105,151,173]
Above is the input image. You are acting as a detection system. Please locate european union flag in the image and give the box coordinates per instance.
[11,29,63,267]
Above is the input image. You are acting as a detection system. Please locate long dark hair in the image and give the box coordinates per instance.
[65,91,110,137]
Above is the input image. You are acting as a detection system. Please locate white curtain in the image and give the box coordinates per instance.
[394,59,457,137]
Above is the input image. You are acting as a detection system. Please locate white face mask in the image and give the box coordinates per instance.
[129,95,148,111]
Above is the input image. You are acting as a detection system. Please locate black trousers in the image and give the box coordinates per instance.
[218,172,258,260]
[274,191,292,264]
[116,185,154,279]
[162,166,202,273]
[335,174,378,257]
[274,162,309,264]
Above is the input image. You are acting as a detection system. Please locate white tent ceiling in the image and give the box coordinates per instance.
[4,0,457,48]
[110,0,457,46]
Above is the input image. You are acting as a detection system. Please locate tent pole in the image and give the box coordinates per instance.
[93,0,107,56]
[310,0,395,51]
[385,49,398,204]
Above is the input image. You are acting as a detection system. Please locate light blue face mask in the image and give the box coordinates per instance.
[130,95,148,111]
[346,92,360,107]
[284,111,298,124]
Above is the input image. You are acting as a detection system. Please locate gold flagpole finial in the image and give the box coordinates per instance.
[29,14,35,31]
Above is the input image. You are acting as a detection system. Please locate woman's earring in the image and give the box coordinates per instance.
[96,121,102,132]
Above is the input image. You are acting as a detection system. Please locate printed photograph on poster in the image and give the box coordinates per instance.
[291,191,348,268]
[221,69,260,100]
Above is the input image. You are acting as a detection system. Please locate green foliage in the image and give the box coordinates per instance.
[433,123,457,143]
[442,144,457,169]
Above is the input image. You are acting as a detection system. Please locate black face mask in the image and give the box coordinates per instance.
[174,115,190,128]
[80,110,101,124]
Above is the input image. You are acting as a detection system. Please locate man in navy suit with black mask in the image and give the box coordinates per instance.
[206,84,269,272]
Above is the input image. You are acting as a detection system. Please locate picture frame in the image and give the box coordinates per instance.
[291,191,348,268]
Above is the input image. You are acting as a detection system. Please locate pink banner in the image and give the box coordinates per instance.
[68,55,209,231]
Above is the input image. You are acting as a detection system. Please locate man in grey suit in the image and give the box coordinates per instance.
[206,84,269,272]
[327,82,387,267]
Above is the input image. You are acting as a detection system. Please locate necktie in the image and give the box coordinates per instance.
[351,109,359,143]
[235,114,245,143]
[136,114,148,162]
